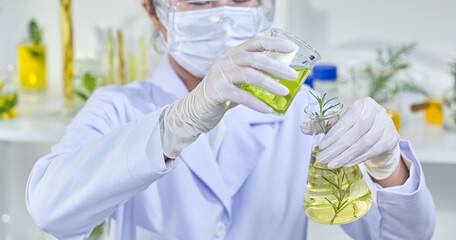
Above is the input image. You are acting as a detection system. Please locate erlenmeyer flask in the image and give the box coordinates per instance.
[304,101,372,225]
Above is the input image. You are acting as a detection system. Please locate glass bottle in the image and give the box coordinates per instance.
[72,58,106,110]
[313,65,339,100]
[304,101,372,225]
[17,20,46,90]
[424,98,443,126]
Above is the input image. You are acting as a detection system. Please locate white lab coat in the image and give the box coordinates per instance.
[26,55,435,240]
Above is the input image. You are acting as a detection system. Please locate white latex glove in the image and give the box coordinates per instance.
[301,97,401,180]
[160,36,299,159]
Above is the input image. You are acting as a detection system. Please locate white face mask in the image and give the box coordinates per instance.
[166,6,264,78]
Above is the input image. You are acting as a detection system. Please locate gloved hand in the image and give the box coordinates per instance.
[160,36,299,159]
[301,97,401,180]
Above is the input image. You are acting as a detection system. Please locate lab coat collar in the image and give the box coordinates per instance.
[179,106,284,217]
[179,136,233,215]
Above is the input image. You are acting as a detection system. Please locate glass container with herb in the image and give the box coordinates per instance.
[72,58,107,109]
[18,20,46,90]
[0,66,19,120]
[303,92,372,225]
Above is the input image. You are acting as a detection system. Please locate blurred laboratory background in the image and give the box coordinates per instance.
[0,0,455,239]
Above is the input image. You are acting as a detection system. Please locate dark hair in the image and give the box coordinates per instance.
[148,0,157,16]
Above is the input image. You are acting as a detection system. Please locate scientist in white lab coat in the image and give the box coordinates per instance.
[26,0,435,239]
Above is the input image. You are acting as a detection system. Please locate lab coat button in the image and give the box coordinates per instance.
[215,222,226,237]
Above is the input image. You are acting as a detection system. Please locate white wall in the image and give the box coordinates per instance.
[278,0,456,64]
[272,0,456,98]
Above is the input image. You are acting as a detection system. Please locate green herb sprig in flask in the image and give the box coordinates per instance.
[303,91,373,225]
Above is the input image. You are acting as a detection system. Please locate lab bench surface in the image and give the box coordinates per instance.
[400,120,456,164]
[0,115,68,143]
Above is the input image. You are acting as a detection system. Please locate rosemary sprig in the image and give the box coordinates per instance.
[310,93,350,224]
[309,91,340,134]
[314,166,352,224]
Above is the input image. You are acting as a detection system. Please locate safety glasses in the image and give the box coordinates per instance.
[153,0,275,33]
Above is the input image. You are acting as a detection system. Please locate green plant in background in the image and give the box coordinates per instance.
[0,94,18,119]
[448,58,456,101]
[29,20,42,45]
[27,19,45,60]
[363,42,428,104]
[73,72,98,101]
[444,58,456,125]
[310,92,350,225]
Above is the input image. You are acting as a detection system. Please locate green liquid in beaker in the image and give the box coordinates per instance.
[241,65,311,115]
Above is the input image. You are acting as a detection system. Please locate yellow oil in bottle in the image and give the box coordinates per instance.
[18,45,46,90]
[0,93,18,120]
[240,65,311,115]
[304,148,372,225]
[387,110,401,132]
[425,99,443,125]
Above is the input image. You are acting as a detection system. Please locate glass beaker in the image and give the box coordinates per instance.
[303,101,372,225]
[73,58,107,110]
[0,66,19,120]
[241,28,320,115]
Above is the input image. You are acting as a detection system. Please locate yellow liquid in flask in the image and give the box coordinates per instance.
[241,65,311,115]
[304,148,372,225]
